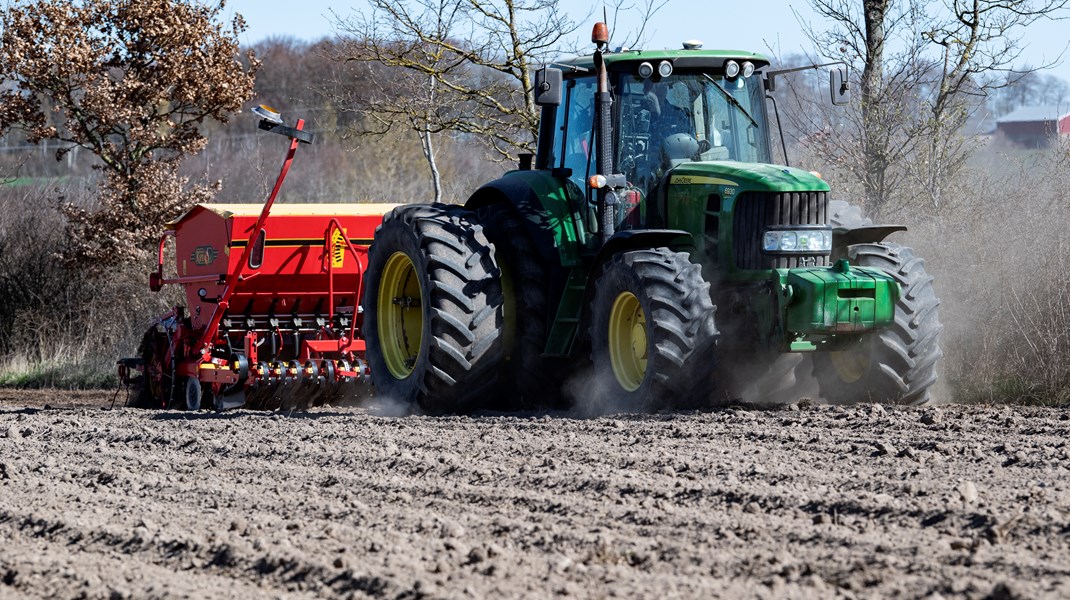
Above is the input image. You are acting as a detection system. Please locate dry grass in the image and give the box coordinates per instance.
[806,138,1070,405]
[0,184,169,388]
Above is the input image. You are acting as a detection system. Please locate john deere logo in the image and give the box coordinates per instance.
[191,245,218,266]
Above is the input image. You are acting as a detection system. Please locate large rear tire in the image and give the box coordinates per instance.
[589,248,718,412]
[477,204,565,408]
[363,204,504,414]
[811,242,943,405]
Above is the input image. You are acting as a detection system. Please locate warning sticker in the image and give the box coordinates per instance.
[331,228,347,268]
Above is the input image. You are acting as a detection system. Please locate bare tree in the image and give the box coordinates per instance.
[782,1,927,210]
[0,0,258,266]
[330,0,582,204]
[330,1,472,203]
[603,0,671,50]
[329,0,671,202]
[915,0,1069,206]
[800,0,1068,212]
[990,69,1070,116]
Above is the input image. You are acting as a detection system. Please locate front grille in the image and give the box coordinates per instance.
[733,191,829,270]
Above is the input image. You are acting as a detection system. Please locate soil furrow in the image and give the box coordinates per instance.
[2,393,1069,598]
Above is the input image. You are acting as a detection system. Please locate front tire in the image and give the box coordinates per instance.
[811,242,943,405]
[589,248,718,412]
[363,204,504,414]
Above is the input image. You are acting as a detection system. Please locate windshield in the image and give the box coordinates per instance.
[615,71,771,194]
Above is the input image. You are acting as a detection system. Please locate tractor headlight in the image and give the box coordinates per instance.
[762,227,832,253]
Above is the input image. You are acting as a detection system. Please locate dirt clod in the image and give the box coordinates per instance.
[875,440,898,456]
[1,392,1069,598]
[959,481,979,505]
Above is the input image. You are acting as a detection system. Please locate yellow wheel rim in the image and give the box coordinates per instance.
[608,291,647,392]
[829,348,868,384]
[378,252,423,379]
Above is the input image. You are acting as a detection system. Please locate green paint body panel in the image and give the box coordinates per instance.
[664,163,831,281]
[493,170,587,267]
[781,263,898,336]
[649,162,897,354]
[545,268,590,356]
[559,49,772,72]
[669,162,829,194]
[737,264,899,354]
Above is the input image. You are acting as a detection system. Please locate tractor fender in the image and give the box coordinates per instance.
[828,201,907,259]
[832,225,907,261]
[590,229,694,276]
[465,171,585,268]
[835,224,907,246]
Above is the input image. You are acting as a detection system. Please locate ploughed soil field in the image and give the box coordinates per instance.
[1,389,1069,599]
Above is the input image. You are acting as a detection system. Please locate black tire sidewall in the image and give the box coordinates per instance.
[363,217,430,407]
[813,241,940,405]
[589,248,717,411]
[591,257,656,410]
[363,204,504,413]
[478,204,560,408]
[183,377,202,411]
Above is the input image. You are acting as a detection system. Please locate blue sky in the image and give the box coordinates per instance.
[223,0,1070,82]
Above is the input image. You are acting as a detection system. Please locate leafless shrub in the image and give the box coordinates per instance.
[903,142,1070,404]
[0,185,171,386]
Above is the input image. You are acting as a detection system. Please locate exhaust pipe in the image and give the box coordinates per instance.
[592,22,616,246]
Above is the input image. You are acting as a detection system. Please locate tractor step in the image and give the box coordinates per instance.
[545,268,589,357]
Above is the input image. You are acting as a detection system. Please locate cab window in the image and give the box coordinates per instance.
[558,77,597,192]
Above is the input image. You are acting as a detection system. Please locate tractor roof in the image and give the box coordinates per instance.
[555,48,771,73]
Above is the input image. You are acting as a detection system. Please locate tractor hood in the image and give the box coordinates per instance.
[666,161,830,194]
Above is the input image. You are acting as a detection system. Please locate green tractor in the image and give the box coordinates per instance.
[363,24,942,413]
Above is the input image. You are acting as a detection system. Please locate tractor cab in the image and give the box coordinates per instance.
[550,55,772,197]
[537,49,775,234]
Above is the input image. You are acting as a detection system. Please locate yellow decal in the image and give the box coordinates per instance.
[671,175,738,187]
[331,228,348,268]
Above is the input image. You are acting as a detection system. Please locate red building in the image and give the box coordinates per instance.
[995,106,1070,148]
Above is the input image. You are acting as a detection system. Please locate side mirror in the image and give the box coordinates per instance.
[534,67,563,107]
[830,68,850,105]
